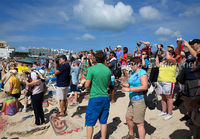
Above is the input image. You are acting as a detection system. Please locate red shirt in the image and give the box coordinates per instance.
[140,46,151,57]
[122,53,127,65]
[175,44,184,63]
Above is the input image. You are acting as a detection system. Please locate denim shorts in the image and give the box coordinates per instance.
[85,97,110,126]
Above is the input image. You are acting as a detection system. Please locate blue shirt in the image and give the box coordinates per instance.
[128,69,147,101]
[144,58,150,67]
[56,63,71,87]
[115,51,123,61]
[71,66,80,85]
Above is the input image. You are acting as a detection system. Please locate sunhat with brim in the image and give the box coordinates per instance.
[35,70,45,80]
[10,69,17,74]
[168,45,175,49]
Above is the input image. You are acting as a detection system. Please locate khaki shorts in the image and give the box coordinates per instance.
[56,87,68,101]
[126,99,146,123]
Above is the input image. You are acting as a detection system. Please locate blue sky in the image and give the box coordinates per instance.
[0,0,200,53]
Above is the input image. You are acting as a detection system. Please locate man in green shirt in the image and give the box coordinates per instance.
[85,51,111,139]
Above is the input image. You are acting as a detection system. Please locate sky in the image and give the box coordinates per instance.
[0,0,200,53]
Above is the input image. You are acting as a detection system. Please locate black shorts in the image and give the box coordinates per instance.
[11,93,21,99]
[70,84,78,91]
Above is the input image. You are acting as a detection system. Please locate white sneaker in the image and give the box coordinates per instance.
[158,111,167,117]
[22,108,27,113]
[164,114,172,120]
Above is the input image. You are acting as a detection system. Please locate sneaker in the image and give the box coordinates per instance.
[22,108,27,113]
[164,114,172,120]
[158,111,167,117]
[121,134,135,139]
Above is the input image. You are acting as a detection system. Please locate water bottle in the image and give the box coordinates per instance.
[111,75,115,86]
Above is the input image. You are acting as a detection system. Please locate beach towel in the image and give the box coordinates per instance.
[5,97,17,116]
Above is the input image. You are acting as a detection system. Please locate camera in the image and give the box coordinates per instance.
[137,42,142,47]
[157,51,162,55]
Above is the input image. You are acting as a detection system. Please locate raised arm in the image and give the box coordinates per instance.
[166,51,177,65]
[184,40,198,58]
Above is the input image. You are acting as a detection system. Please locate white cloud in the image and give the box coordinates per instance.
[155,27,181,38]
[139,6,161,20]
[179,7,200,17]
[73,0,134,31]
[76,33,96,41]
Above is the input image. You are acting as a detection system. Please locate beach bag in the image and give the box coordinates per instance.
[113,61,121,79]
[139,71,158,110]
[144,84,158,110]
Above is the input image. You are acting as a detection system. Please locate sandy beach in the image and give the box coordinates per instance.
[0,87,193,139]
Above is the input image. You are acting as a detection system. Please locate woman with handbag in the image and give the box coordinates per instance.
[121,57,148,139]
[25,69,46,126]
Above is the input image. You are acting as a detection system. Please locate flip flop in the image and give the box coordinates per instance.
[70,103,78,107]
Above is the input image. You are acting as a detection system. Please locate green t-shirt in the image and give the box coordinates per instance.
[86,64,111,98]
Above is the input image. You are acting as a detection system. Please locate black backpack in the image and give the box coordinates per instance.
[144,90,158,110]
[113,60,121,78]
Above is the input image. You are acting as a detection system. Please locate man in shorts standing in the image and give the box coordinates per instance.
[85,51,111,139]
[54,55,70,116]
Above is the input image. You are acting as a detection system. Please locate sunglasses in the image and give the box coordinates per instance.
[130,62,137,66]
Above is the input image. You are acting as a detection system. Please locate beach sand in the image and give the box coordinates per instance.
[0,89,193,139]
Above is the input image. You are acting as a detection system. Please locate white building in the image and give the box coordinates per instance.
[0,41,15,59]
[0,47,15,59]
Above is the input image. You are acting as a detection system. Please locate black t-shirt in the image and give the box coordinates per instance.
[56,63,71,87]
[109,59,117,76]
[184,52,197,80]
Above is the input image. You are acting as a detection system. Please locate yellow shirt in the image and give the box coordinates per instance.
[157,64,177,83]
[9,76,21,94]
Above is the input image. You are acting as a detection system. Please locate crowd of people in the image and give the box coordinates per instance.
[0,38,199,139]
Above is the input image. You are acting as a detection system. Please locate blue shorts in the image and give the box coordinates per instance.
[85,97,110,126]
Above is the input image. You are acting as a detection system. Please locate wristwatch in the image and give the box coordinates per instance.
[129,88,131,92]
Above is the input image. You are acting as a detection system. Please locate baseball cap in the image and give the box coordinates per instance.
[59,55,67,61]
[74,60,80,65]
[168,45,175,49]
[116,45,122,48]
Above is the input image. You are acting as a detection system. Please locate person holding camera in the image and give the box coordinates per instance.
[115,45,123,62]
[25,70,46,126]
[176,39,200,121]
[137,41,151,57]
[54,55,71,117]
[156,50,177,120]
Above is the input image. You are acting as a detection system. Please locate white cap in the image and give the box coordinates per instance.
[10,69,17,74]
[117,45,122,48]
